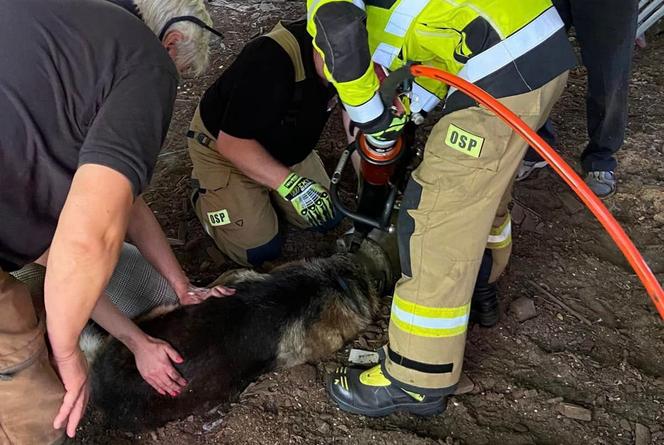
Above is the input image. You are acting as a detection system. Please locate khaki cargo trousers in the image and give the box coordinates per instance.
[0,270,64,445]
[384,73,568,394]
[187,107,330,267]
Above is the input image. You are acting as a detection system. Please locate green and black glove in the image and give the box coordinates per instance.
[277,172,334,227]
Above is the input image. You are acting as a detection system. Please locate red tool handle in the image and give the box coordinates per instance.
[411,65,664,320]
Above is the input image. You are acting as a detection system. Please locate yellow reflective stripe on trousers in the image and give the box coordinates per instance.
[392,316,468,338]
[487,215,512,249]
[447,6,564,97]
[391,294,470,338]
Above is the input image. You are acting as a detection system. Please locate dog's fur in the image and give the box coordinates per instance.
[89,236,398,432]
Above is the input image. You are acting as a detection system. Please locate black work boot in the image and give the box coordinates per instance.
[470,249,499,327]
[327,365,447,417]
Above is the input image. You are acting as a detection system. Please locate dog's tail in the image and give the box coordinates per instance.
[80,326,105,364]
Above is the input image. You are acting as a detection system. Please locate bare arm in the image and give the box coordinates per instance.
[45,164,133,437]
[46,165,132,354]
[127,196,189,298]
[216,131,290,190]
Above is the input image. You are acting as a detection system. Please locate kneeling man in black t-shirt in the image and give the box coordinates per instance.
[0,0,228,440]
[188,20,342,267]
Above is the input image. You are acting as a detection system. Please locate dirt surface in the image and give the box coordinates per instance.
[75,2,664,444]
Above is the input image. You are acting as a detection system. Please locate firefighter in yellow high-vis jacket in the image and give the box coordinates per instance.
[307,0,577,416]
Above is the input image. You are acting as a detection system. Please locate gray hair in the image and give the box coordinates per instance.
[134,0,213,76]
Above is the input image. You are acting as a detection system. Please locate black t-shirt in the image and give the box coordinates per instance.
[0,0,178,271]
[199,21,336,167]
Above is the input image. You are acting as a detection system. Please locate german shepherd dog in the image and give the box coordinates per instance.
[88,232,399,432]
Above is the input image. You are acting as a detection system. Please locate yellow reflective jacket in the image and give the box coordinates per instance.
[306,0,576,127]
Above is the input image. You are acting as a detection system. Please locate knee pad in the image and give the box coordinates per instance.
[246,234,283,267]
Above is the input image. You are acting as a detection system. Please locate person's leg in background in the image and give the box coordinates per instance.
[517,119,559,181]
[0,270,65,445]
[103,244,179,317]
[188,107,283,268]
[518,0,638,199]
[12,243,179,321]
[572,0,639,197]
[470,181,515,327]
[516,0,572,182]
[191,170,283,268]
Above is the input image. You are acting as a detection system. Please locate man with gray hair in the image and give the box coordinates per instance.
[0,0,222,442]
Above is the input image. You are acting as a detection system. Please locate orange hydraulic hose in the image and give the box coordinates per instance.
[411,65,664,320]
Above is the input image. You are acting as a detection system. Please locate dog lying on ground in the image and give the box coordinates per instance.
[87,232,399,432]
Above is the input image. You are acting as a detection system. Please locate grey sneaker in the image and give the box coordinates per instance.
[585,171,616,198]
[516,160,548,181]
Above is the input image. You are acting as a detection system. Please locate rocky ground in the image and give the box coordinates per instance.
[75,2,664,444]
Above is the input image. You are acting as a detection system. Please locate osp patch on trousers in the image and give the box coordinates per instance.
[187,107,331,267]
[384,73,569,395]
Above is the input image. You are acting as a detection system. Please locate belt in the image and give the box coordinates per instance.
[186,130,215,150]
[190,178,206,208]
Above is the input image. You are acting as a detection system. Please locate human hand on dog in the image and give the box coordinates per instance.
[133,335,187,397]
[178,284,236,305]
